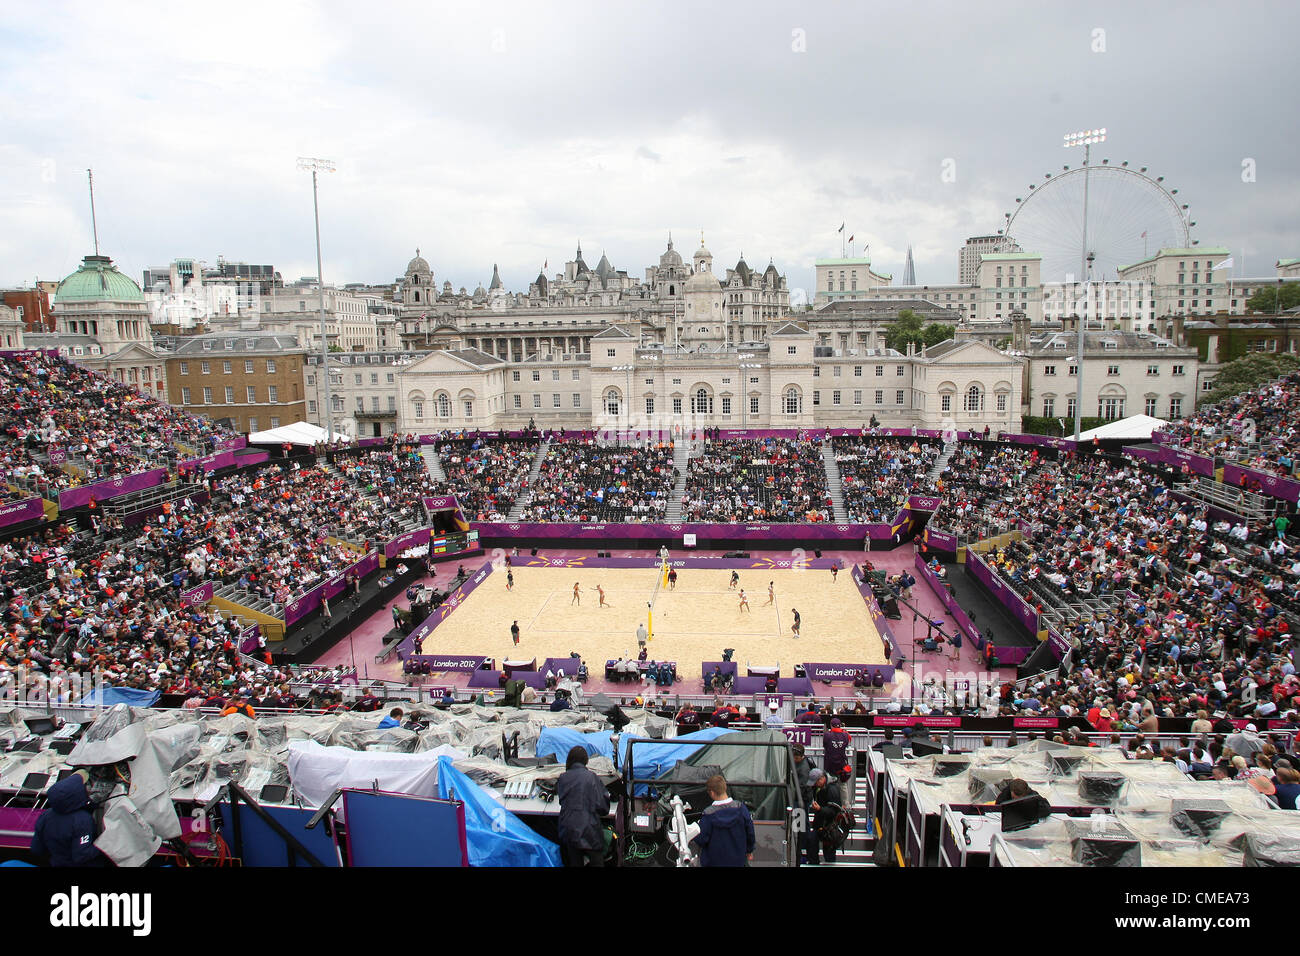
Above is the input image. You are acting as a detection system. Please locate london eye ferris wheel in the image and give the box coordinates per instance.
[1000,138,1195,283]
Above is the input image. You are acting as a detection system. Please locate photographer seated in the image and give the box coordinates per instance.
[994,777,1051,818]
[922,634,940,653]
[576,660,589,683]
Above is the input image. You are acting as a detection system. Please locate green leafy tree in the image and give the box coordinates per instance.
[883,310,956,352]
[883,309,925,352]
[1244,283,1300,314]
[1200,352,1300,406]
[923,323,955,347]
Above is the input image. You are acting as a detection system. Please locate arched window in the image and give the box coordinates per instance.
[412,400,423,420]
[605,390,621,416]
[964,384,983,412]
[691,388,713,415]
[784,387,801,415]
[436,393,450,417]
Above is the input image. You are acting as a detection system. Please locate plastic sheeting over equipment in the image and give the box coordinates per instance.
[286,740,467,810]
[66,705,201,867]
[534,727,615,764]
[435,757,560,867]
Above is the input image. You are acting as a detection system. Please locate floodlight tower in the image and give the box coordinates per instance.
[1063,128,1105,440]
[298,157,336,442]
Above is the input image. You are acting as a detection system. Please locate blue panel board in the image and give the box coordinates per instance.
[342,790,468,867]
[218,803,340,868]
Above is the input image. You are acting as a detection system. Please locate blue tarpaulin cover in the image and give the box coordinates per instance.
[535,726,616,763]
[621,727,738,793]
[77,687,162,708]
[435,757,560,867]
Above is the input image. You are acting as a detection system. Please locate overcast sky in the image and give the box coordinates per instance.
[2,0,1297,297]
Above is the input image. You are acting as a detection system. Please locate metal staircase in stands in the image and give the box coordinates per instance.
[214,582,280,619]
[820,442,845,523]
[507,437,551,520]
[664,437,694,522]
[928,439,956,480]
[420,445,446,481]
[827,772,878,866]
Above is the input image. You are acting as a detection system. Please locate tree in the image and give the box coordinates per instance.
[923,322,955,347]
[883,310,954,353]
[883,309,925,353]
[328,344,345,353]
[1200,352,1300,406]
[1244,283,1300,314]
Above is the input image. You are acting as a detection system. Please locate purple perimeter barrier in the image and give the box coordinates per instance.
[397,561,495,660]
[913,556,981,648]
[1123,443,1215,477]
[801,662,895,684]
[385,527,432,558]
[57,468,168,509]
[1222,462,1300,504]
[408,654,490,673]
[0,497,44,528]
[239,623,262,655]
[965,552,1040,635]
[179,450,235,474]
[283,552,381,627]
[180,582,214,607]
[922,528,958,553]
[852,566,902,665]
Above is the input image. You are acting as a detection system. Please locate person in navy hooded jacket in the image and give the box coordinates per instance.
[693,774,754,866]
[31,771,109,867]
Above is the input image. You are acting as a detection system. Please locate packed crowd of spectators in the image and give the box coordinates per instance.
[0,352,236,497]
[1160,370,1300,474]
[332,443,438,533]
[520,439,676,523]
[200,464,375,605]
[832,437,940,523]
[435,437,538,521]
[967,453,1300,723]
[927,442,1050,540]
[682,437,833,523]
[0,519,273,708]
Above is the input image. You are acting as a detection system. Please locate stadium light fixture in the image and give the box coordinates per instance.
[298,157,336,442]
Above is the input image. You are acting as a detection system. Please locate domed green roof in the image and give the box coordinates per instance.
[54,255,144,304]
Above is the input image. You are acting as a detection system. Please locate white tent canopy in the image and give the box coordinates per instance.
[1074,414,1169,442]
[247,420,350,446]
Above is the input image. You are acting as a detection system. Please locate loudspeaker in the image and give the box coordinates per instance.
[530,548,538,556]
[814,550,822,558]
[723,551,750,559]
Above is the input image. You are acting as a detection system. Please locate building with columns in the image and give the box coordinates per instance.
[393,238,791,361]
[395,317,1023,436]
[29,254,168,399]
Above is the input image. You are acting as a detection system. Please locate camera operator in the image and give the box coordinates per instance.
[30,770,109,867]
